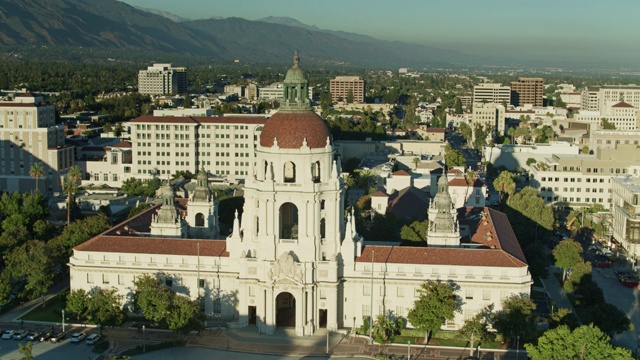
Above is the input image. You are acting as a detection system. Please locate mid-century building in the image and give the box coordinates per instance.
[138,63,187,96]
[330,76,365,103]
[69,54,531,336]
[0,93,74,193]
[510,78,544,107]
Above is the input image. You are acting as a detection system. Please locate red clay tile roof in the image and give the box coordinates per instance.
[356,244,525,268]
[447,169,463,175]
[0,102,48,107]
[196,117,267,125]
[111,141,132,148]
[75,236,228,257]
[428,128,446,133]
[448,178,485,187]
[612,101,635,108]
[356,206,527,268]
[392,170,411,176]
[259,111,331,149]
[370,191,388,197]
[387,186,429,221]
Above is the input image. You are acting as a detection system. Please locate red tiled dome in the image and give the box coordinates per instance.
[260,111,332,149]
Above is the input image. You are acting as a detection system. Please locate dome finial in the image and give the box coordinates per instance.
[293,51,300,68]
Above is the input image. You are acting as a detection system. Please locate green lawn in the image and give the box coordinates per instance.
[21,294,66,323]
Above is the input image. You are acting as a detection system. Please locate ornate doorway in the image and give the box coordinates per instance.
[275,292,296,327]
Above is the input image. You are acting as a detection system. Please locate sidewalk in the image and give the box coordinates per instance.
[0,280,69,323]
[540,265,579,322]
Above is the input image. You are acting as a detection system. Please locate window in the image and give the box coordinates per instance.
[363,285,371,296]
[102,274,110,284]
[284,161,296,183]
[483,289,491,300]
[465,288,474,300]
[213,297,221,314]
[362,304,371,317]
[198,279,205,288]
[87,274,94,284]
[165,278,173,287]
[397,286,405,297]
[320,289,326,299]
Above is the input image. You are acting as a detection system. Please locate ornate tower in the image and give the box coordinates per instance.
[187,168,219,239]
[427,174,460,247]
[228,52,345,335]
[150,181,187,238]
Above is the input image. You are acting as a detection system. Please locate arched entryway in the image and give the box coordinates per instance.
[275,292,296,327]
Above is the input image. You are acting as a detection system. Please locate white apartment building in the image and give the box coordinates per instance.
[529,145,640,209]
[138,63,187,96]
[581,86,600,111]
[258,82,314,101]
[129,115,267,180]
[589,130,640,150]
[0,93,74,193]
[79,141,133,188]
[473,83,511,105]
[612,176,640,260]
[471,102,505,140]
[69,54,531,337]
[574,102,639,130]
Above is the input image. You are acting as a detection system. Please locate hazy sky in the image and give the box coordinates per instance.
[119,0,639,64]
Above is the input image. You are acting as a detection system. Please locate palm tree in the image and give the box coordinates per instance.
[412,157,420,170]
[29,162,45,193]
[493,170,516,204]
[464,170,477,186]
[65,165,82,225]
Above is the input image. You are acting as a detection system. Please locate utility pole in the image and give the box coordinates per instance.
[62,309,65,333]
[142,325,146,353]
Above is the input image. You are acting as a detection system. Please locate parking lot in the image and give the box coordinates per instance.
[0,324,99,360]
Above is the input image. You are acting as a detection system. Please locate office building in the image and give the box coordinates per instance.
[612,176,640,261]
[330,76,365,103]
[471,102,505,140]
[138,63,187,96]
[510,78,544,107]
[0,93,74,193]
[473,83,511,105]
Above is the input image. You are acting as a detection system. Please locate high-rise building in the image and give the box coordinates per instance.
[0,93,74,193]
[329,76,365,103]
[473,83,511,105]
[138,63,187,96]
[510,78,544,107]
[471,102,505,140]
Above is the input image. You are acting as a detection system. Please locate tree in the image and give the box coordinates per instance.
[102,123,113,134]
[453,97,463,114]
[563,260,592,292]
[183,94,193,108]
[464,170,477,185]
[601,118,616,130]
[346,89,354,104]
[372,314,399,344]
[65,165,82,225]
[407,280,461,342]
[552,239,583,281]
[526,158,537,167]
[412,157,420,170]
[121,177,161,197]
[29,162,45,193]
[457,305,494,356]
[459,122,472,144]
[5,240,55,306]
[400,219,428,242]
[166,294,202,334]
[18,341,34,360]
[86,287,125,333]
[133,274,173,323]
[549,308,579,330]
[444,145,466,168]
[581,146,590,154]
[493,294,537,342]
[524,324,632,360]
[472,123,488,151]
[66,289,90,321]
[113,122,125,137]
[493,171,516,203]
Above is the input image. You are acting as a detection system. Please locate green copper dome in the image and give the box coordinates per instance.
[283,51,306,84]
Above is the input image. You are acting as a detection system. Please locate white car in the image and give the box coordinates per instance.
[13,330,28,340]
[2,330,15,339]
[70,332,86,343]
[86,334,101,345]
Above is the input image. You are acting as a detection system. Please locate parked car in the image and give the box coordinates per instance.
[13,330,28,340]
[50,333,65,343]
[2,330,15,340]
[39,332,52,342]
[86,334,101,345]
[593,255,612,268]
[70,332,86,343]
[27,332,40,341]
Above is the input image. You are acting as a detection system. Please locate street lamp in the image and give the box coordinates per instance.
[142,325,145,353]
[516,336,520,360]
[62,309,65,333]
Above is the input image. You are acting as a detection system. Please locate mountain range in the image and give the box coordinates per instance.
[0,0,476,68]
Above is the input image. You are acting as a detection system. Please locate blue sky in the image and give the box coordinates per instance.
[119,0,639,64]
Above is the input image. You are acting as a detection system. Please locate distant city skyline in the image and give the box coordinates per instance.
[118,0,639,66]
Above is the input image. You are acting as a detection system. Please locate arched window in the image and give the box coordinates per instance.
[264,160,269,180]
[195,213,205,227]
[312,161,321,183]
[320,218,326,239]
[279,202,299,239]
[284,161,296,183]
[255,216,260,235]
